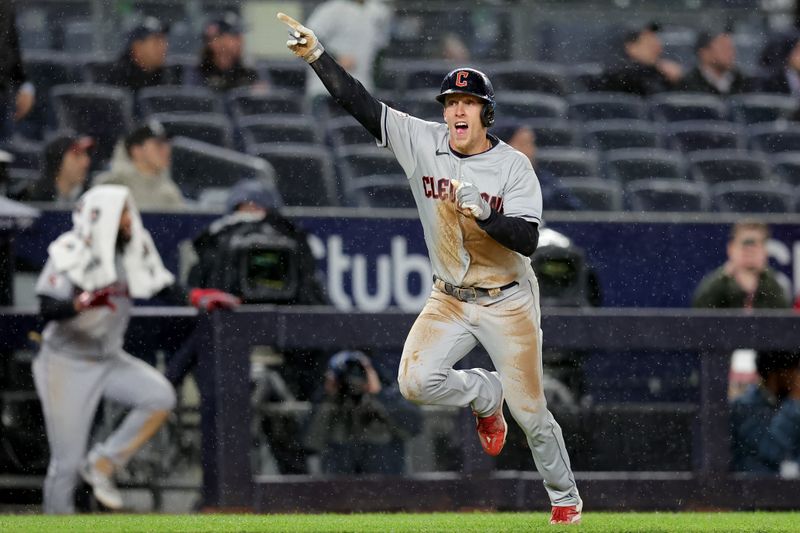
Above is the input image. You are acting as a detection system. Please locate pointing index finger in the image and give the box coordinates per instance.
[277,12,307,33]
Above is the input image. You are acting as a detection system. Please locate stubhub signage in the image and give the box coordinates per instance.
[17,211,800,311]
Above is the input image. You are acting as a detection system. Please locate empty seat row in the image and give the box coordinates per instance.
[560,178,800,213]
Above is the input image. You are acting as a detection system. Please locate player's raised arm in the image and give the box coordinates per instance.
[277,12,383,139]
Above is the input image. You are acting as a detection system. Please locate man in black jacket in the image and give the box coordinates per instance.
[0,0,34,142]
[103,17,174,93]
[678,30,752,95]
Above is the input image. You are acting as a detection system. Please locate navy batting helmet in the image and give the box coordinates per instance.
[436,67,496,127]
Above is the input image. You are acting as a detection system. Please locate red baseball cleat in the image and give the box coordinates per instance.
[550,500,582,525]
[474,399,507,456]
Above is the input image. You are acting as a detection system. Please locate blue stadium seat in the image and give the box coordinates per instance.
[729,93,797,125]
[560,178,623,211]
[496,92,567,119]
[152,112,233,149]
[666,121,742,153]
[336,145,405,182]
[770,152,800,186]
[395,90,442,122]
[604,148,686,185]
[489,61,567,96]
[626,179,709,212]
[238,115,321,149]
[688,150,770,185]
[581,119,660,151]
[348,175,415,208]
[255,59,307,91]
[649,92,727,122]
[747,123,800,154]
[50,83,134,164]
[249,143,339,207]
[20,51,84,139]
[170,137,277,200]
[227,88,306,118]
[536,148,600,178]
[326,116,377,148]
[567,92,646,122]
[138,86,223,117]
[711,180,795,213]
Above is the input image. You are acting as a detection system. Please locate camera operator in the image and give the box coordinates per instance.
[304,351,423,475]
[166,179,327,392]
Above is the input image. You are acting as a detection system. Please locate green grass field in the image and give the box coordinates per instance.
[0,512,798,532]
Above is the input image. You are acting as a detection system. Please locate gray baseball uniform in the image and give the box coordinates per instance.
[381,105,580,507]
[33,187,176,514]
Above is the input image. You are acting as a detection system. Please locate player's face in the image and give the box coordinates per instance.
[118,206,132,243]
[728,228,768,272]
[443,94,489,155]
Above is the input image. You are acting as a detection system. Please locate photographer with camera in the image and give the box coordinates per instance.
[304,351,423,475]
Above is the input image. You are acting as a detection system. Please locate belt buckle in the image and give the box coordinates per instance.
[488,287,501,298]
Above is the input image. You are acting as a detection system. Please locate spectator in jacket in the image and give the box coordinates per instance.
[731,350,800,473]
[93,121,186,211]
[193,13,261,92]
[678,30,752,95]
[760,33,800,96]
[103,17,174,93]
[21,135,93,205]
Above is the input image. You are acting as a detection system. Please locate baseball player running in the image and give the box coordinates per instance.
[33,185,238,514]
[278,13,582,525]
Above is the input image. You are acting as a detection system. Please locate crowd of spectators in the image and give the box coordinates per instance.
[2,5,800,213]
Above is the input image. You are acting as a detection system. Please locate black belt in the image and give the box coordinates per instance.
[433,275,518,302]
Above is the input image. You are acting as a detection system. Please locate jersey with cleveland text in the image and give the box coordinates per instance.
[377,103,542,288]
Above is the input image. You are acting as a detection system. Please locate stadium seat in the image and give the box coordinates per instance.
[249,143,340,207]
[581,119,660,151]
[626,179,710,212]
[336,145,405,182]
[50,83,134,164]
[170,137,277,200]
[604,148,686,185]
[227,88,306,118]
[560,178,623,211]
[688,150,771,185]
[151,112,233,149]
[348,175,415,208]
[3,137,42,172]
[490,61,567,96]
[496,92,567,119]
[82,55,117,84]
[729,93,798,125]
[63,20,95,54]
[711,180,795,213]
[666,121,742,153]
[326,116,378,148]
[404,63,457,91]
[526,119,578,148]
[536,148,600,178]
[396,90,444,122]
[770,152,800,186]
[238,115,321,149]
[256,59,307,91]
[7,168,39,200]
[567,92,646,121]
[747,123,800,154]
[138,86,223,117]
[20,51,84,139]
[649,92,727,122]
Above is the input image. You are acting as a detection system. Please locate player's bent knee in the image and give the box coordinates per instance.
[398,369,446,404]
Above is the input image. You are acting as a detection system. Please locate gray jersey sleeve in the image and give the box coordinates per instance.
[502,152,543,224]
[377,103,436,179]
[35,258,75,301]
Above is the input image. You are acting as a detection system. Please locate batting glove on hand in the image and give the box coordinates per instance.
[76,287,117,312]
[277,12,325,64]
[452,179,491,220]
[189,288,241,312]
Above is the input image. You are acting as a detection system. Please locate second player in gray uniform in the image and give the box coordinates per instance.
[34,184,238,514]
[278,13,582,525]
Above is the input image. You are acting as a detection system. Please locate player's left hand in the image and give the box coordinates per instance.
[452,179,490,220]
[189,288,241,312]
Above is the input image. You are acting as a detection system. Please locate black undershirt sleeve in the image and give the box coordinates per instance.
[39,295,77,322]
[476,210,540,257]
[310,52,383,139]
